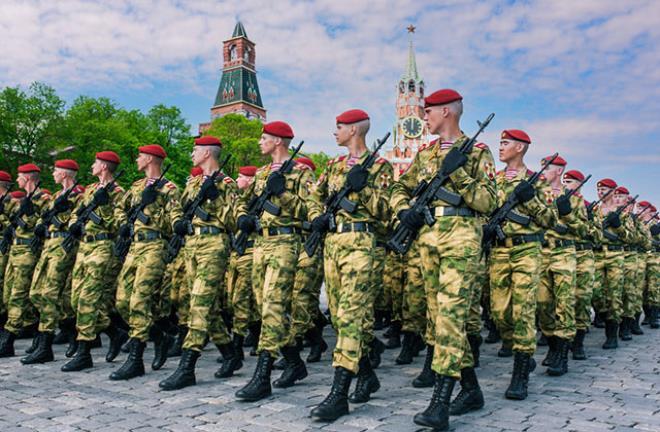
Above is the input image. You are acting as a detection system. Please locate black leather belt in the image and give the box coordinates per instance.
[335,222,375,233]
[433,206,475,218]
[193,226,226,236]
[83,233,114,243]
[575,242,593,251]
[636,246,647,253]
[48,231,68,239]
[262,226,303,237]
[493,233,544,248]
[134,230,162,242]
[542,239,575,250]
[12,238,33,246]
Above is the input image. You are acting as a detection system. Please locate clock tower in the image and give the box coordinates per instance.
[386,25,428,179]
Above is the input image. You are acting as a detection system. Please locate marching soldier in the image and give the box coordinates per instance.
[159,136,239,390]
[22,160,83,364]
[643,211,659,328]
[629,200,652,335]
[0,164,49,357]
[488,130,555,400]
[614,187,638,341]
[110,144,182,380]
[0,171,14,328]
[391,90,497,431]
[308,109,392,420]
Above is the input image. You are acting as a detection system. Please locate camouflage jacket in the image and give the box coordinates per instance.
[116,177,182,236]
[180,172,237,232]
[632,216,652,250]
[38,185,85,234]
[69,181,125,237]
[546,186,589,241]
[6,189,50,240]
[593,204,631,245]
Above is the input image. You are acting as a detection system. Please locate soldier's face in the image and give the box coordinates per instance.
[91,159,104,177]
[544,165,563,183]
[334,124,351,146]
[53,168,65,185]
[498,139,520,163]
[136,153,149,172]
[259,134,277,155]
[17,174,27,189]
[237,174,253,190]
[424,106,445,134]
[614,193,627,206]
[191,147,207,167]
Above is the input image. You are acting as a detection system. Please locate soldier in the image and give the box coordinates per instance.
[0,171,14,328]
[159,135,239,390]
[61,151,128,372]
[488,130,555,400]
[0,164,49,357]
[382,246,405,349]
[308,109,392,420]
[628,200,652,335]
[614,187,639,341]
[22,160,83,364]
[644,211,659,328]
[390,90,497,431]
[110,144,182,380]
[233,121,313,401]
[396,241,427,366]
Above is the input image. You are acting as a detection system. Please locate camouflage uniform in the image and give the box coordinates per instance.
[391,137,497,378]
[383,250,405,325]
[226,247,257,337]
[622,217,651,319]
[309,153,392,373]
[646,227,660,310]
[0,194,11,319]
[165,255,188,322]
[573,199,598,331]
[402,241,427,336]
[290,248,324,343]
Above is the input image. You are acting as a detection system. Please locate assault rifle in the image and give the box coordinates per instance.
[232,141,304,255]
[587,188,615,214]
[304,132,390,257]
[387,113,494,254]
[30,180,80,254]
[165,156,230,263]
[601,194,638,242]
[481,153,559,257]
[644,211,658,225]
[0,183,15,215]
[551,174,592,235]
[0,181,42,254]
[61,170,125,254]
[113,164,171,261]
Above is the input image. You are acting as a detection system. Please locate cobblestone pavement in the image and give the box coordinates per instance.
[0,324,658,432]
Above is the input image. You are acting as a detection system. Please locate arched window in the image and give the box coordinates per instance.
[230,45,237,60]
[408,80,415,93]
[244,46,251,61]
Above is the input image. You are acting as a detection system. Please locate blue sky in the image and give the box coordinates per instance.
[1,0,658,204]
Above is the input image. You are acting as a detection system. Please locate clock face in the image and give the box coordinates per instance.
[402,116,423,138]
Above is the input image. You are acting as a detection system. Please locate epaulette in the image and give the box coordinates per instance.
[475,142,488,150]
[223,176,234,184]
[165,180,177,190]
[496,169,505,175]
[418,139,437,152]
[526,169,536,177]
[73,185,85,194]
[294,161,311,170]
[114,185,124,193]
[376,157,387,164]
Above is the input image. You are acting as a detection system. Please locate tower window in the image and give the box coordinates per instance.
[230,45,238,60]
[408,80,415,92]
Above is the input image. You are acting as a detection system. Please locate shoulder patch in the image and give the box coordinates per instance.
[294,161,311,170]
[114,185,124,193]
[376,157,387,164]
[475,142,488,150]
[496,169,504,175]
[418,139,437,152]
[223,177,234,184]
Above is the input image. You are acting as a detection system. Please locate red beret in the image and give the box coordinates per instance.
[10,191,25,199]
[238,166,257,177]
[424,89,463,108]
[563,170,584,182]
[194,135,222,146]
[55,159,79,171]
[638,200,651,208]
[96,151,120,164]
[296,157,316,171]
[650,205,657,213]
[190,166,203,177]
[263,121,294,139]
[139,144,167,159]
[543,154,567,166]
[336,109,370,125]
[501,129,531,144]
[615,186,629,195]
[597,178,617,189]
[0,171,11,182]
[18,163,40,173]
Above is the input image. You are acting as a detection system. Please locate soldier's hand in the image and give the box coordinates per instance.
[605,212,621,228]
[34,224,48,238]
[310,214,331,233]
[118,224,131,239]
[3,227,13,243]
[200,179,220,201]
[556,195,572,216]
[53,198,72,213]
[20,199,35,216]
[398,209,425,230]
[68,222,84,238]
[513,180,535,203]
[173,220,189,236]
[237,215,257,233]
[650,224,660,236]
[92,188,110,206]
[587,207,594,222]
[141,186,159,205]
[265,172,286,196]
[441,147,468,176]
[346,165,369,192]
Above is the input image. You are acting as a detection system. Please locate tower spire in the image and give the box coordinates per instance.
[404,25,420,82]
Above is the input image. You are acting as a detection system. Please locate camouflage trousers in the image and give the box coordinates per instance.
[592,248,624,322]
[574,249,595,330]
[383,250,404,323]
[644,252,660,306]
[290,249,323,342]
[226,249,256,337]
[115,240,167,341]
[633,252,647,315]
[622,252,642,318]
[538,246,577,340]
[490,242,542,355]
[418,225,477,378]
[182,234,231,351]
[325,232,375,374]
[252,233,300,356]
[166,255,189,324]
[60,271,75,321]
[0,252,8,316]
[402,242,426,335]
[373,244,389,313]
[364,245,386,345]
[30,237,76,333]
[4,244,39,334]
[466,256,486,336]
[71,240,115,341]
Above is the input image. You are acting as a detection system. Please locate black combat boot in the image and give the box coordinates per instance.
[244,321,260,347]
[542,335,557,366]
[249,322,261,356]
[449,367,484,415]
[641,305,651,325]
[159,349,200,391]
[66,330,79,358]
[53,322,69,345]
[384,320,401,349]
[167,325,187,358]
[497,340,513,358]
[25,332,40,354]
[235,351,274,401]
[412,344,434,388]
[537,333,548,346]
[505,351,536,400]
[310,367,354,421]
[104,324,128,362]
[413,373,456,431]
[214,341,243,379]
[17,322,38,339]
[602,320,618,349]
[572,329,587,360]
[373,309,388,331]
[395,331,416,365]
[233,333,245,361]
[368,337,385,369]
[110,339,146,380]
[61,340,92,371]
[57,318,76,349]
[619,317,632,341]
[305,326,328,363]
[650,307,660,329]
[631,313,644,335]
[273,345,307,388]
[547,337,569,376]
[150,324,173,371]
[484,319,500,344]
[593,311,606,328]
[467,334,482,368]
[21,332,54,364]
[349,356,380,403]
[0,329,16,357]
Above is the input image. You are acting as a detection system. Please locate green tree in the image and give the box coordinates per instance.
[203,114,266,176]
